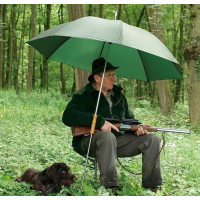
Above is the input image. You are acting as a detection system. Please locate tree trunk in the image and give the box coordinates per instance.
[15,5,26,93]
[184,4,200,127]
[146,4,174,114]
[174,5,185,103]
[0,4,3,89]
[12,4,18,91]
[41,4,51,92]
[6,5,14,89]
[88,4,93,16]
[123,5,131,25]
[68,4,90,91]
[2,5,6,88]
[99,4,103,18]
[27,4,36,92]
[58,4,66,95]
[136,6,145,27]
[117,4,122,20]
[60,63,66,94]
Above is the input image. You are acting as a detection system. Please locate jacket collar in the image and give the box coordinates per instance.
[86,82,97,93]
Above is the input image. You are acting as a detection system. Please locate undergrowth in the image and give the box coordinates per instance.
[0,90,199,196]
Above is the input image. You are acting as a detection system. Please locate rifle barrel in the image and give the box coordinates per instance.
[155,127,190,134]
[120,124,190,134]
[106,119,191,134]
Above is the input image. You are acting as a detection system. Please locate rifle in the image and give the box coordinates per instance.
[71,118,190,136]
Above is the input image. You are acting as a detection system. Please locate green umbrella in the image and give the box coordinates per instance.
[27,16,182,81]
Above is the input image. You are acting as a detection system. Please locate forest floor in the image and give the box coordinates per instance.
[0,90,199,196]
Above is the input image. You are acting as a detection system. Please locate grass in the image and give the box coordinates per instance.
[0,90,199,196]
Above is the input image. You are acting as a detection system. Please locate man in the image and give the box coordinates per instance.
[62,57,162,192]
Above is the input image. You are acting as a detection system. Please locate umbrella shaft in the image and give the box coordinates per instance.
[95,43,111,115]
[80,133,93,192]
[81,42,111,192]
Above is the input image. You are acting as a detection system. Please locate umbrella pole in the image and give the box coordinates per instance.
[80,43,111,192]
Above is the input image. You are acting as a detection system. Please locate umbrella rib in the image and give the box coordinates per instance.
[173,62,183,80]
[46,36,71,60]
[138,50,149,82]
[98,42,106,58]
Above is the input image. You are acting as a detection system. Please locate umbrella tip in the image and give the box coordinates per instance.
[115,12,118,20]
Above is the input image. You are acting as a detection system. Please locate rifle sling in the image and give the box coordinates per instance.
[117,132,166,176]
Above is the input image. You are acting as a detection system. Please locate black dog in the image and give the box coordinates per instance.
[15,163,76,195]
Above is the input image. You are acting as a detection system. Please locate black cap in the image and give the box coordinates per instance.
[88,58,119,82]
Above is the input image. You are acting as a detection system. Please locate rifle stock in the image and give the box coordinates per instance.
[71,123,120,136]
[71,123,190,136]
[71,126,99,137]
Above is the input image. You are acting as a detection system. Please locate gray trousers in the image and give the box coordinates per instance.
[80,131,162,188]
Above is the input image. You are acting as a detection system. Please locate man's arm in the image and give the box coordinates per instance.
[62,94,105,129]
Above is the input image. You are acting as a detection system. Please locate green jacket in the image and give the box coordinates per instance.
[62,82,135,152]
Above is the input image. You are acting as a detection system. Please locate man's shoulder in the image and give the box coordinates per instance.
[75,86,87,95]
[74,83,94,95]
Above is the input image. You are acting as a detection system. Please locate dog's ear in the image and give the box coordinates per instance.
[47,163,60,183]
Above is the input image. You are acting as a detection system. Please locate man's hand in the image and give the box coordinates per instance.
[135,125,150,136]
[101,121,119,132]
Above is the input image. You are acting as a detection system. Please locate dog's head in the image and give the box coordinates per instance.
[47,163,76,187]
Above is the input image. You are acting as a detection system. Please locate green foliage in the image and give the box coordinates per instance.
[195,55,200,80]
[2,4,190,97]
[0,90,199,196]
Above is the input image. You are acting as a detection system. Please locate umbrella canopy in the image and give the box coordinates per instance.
[27,16,182,81]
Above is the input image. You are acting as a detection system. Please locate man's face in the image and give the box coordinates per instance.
[94,69,116,93]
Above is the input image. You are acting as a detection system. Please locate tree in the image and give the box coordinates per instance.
[27,4,36,92]
[58,4,66,95]
[0,4,3,89]
[99,4,103,18]
[117,4,122,20]
[146,4,174,113]
[12,5,20,91]
[184,4,200,127]
[174,5,185,103]
[1,4,6,89]
[88,4,93,16]
[40,4,51,92]
[6,5,15,89]
[15,5,26,93]
[68,4,90,91]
